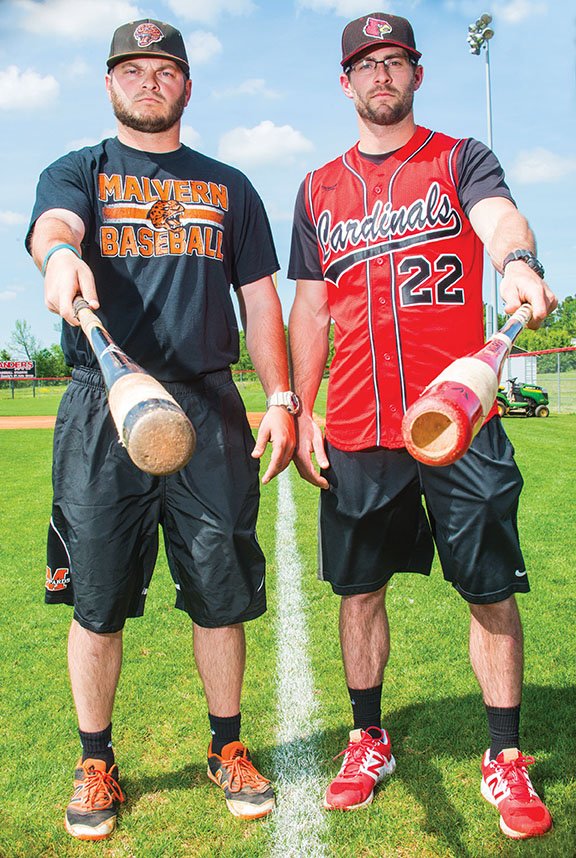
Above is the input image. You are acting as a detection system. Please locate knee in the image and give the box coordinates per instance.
[469,596,522,633]
[342,586,387,617]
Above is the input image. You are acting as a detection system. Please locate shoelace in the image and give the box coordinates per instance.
[221,750,270,794]
[78,767,125,810]
[495,754,536,800]
[333,735,380,779]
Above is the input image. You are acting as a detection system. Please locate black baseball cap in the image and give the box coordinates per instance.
[341,12,421,68]
[107,19,190,76]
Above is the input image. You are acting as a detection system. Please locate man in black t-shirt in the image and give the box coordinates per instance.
[27,18,296,839]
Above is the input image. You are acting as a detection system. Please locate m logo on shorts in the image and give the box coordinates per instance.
[46,565,70,592]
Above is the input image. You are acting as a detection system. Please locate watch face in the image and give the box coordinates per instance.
[288,392,301,414]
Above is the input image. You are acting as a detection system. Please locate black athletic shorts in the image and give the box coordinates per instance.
[45,367,265,632]
[319,417,528,604]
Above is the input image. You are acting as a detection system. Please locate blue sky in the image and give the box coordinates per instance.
[0,0,574,352]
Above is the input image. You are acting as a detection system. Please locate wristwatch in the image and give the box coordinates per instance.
[266,391,301,415]
[502,249,545,279]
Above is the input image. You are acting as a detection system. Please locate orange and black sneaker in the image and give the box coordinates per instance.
[64,758,125,840]
[207,740,275,819]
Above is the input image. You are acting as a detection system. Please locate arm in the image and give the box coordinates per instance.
[468,197,557,328]
[288,279,331,489]
[236,276,296,484]
[30,208,99,327]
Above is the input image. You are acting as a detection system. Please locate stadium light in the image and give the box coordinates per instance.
[467,13,498,337]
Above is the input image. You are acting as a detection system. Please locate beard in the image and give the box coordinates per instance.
[354,84,415,126]
[110,87,187,133]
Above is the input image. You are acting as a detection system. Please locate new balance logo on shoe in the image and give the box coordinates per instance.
[481,748,552,840]
[324,727,396,811]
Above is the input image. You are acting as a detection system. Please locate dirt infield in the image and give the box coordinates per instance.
[0,413,267,430]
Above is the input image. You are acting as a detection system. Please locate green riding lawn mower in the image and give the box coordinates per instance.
[497,378,550,418]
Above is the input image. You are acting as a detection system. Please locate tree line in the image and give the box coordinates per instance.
[2,295,575,378]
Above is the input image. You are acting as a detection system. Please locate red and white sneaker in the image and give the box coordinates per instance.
[324,727,395,811]
[481,748,552,839]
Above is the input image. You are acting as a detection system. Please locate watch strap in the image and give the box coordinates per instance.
[502,249,545,279]
[266,391,301,414]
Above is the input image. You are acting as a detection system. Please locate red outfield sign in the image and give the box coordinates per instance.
[0,360,36,379]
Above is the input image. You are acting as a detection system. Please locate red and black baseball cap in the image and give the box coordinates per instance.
[341,12,421,68]
[107,19,190,76]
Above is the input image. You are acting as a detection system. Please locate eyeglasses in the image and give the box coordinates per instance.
[347,55,416,76]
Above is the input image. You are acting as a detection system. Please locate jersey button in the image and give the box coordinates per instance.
[384,353,391,361]
[374,185,382,194]
[389,405,397,413]
[376,258,384,266]
[379,297,386,305]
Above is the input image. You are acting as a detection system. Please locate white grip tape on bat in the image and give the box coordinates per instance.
[423,357,499,418]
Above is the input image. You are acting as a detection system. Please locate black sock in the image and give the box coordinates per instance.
[348,684,383,735]
[209,712,241,756]
[79,723,114,769]
[485,705,521,760]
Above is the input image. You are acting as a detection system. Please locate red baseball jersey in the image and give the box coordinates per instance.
[302,126,494,450]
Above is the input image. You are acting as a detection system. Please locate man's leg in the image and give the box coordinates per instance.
[470,597,552,839]
[65,619,124,841]
[68,619,123,732]
[324,587,395,811]
[193,622,245,719]
[469,596,523,706]
[195,622,275,820]
[340,587,390,691]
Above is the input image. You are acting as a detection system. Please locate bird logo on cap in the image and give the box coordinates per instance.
[363,17,393,39]
[133,22,165,47]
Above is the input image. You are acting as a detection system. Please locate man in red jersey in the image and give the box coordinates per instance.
[288,12,556,840]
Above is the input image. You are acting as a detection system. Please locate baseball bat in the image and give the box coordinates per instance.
[401,303,532,467]
[73,297,196,476]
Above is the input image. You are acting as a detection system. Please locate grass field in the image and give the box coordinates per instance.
[0,393,574,857]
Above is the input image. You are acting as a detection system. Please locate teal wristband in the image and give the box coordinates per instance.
[41,243,81,276]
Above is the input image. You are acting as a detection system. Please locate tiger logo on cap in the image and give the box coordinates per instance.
[133,22,165,47]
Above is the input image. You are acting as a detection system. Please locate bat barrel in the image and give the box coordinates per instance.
[402,380,484,466]
[73,295,196,476]
[123,398,196,476]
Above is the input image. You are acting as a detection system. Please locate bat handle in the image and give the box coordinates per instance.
[494,303,532,345]
[72,296,104,337]
[73,295,91,318]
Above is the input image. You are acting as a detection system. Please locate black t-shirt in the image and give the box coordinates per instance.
[27,138,279,380]
[288,137,514,280]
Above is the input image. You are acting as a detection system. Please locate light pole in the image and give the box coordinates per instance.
[467,14,497,337]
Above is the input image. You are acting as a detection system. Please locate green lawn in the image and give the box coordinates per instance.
[0,404,574,856]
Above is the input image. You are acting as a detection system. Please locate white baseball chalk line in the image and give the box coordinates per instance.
[270,468,328,858]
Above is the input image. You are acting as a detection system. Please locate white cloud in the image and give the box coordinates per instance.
[166,0,256,25]
[493,1,547,23]
[14,0,142,39]
[180,125,201,147]
[0,291,19,303]
[186,31,223,65]
[0,211,27,226]
[218,120,314,167]
[67,129,117,149]
[510,148,576,184]
[0,66,59,110]
[212,78,280,100]
[443,0,547,20]
[67,59,91,78]
[297,0,404,15]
